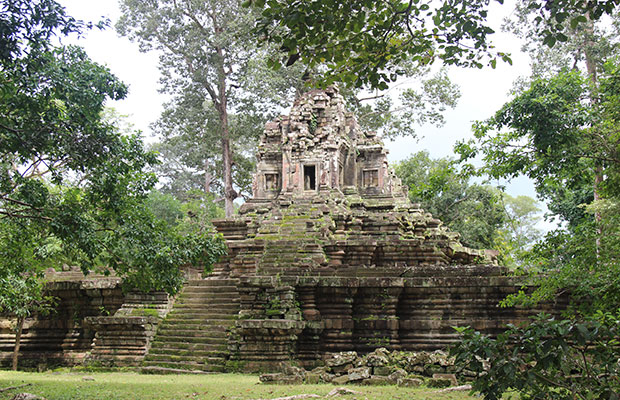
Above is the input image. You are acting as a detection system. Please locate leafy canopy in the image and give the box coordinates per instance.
[246,0,511,89]
[245,0,620,89]
[0,0,226,295]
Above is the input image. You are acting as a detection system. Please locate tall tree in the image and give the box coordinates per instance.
[504,2,620,240]
[395,151,542,261]
[0,0,227,368]
[455,59,620,315]
[394,151,507,250]
[341,66,461,140]
[117,0,302,217]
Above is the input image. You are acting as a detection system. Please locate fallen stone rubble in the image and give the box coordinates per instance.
[259,348,473,388]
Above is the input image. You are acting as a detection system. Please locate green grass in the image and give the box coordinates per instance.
[0,371,476,400]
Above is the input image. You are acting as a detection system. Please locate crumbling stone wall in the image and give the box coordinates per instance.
[0,278,124,368]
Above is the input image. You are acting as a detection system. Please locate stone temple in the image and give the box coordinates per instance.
[0,88,561,372]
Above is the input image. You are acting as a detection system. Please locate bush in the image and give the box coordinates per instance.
[450,313,620,400]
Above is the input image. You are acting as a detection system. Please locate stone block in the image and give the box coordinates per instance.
[331,375,350,385]
[305,373,321,384]
[397,378,423,388]
[426,377,452,388]
[366,353,388,367]
[331,363,353,375]
[372,366,393,376]
[326,351,357,367]
[259,373,303,385]
[432,373,458,386]
[361,376,390,386]
[347,366,371,381]
[387,368,407,384]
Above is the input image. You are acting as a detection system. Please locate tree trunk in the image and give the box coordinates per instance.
[215,68,236,218]
[204,159,212,194]
[12,316,24,371]
[584,15,603,254]
[221,133,236,218]
[213,22,237,217]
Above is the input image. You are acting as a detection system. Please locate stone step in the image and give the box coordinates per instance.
[174,298,239,304]
[144,278,240,371]
[166,311,238,318]
[187,279,239,287]
[142,359,204,369]
[150,342,227,352]
[155,324,233,334]
[180,286,239,292]
[145,350,226,363]
[177,291,239,300]
[159,319,236,327]
[171,301,239,310]
[166,307,239,316]
[175,294,239,301]
[151,332,227,342]
[143,355,227,366]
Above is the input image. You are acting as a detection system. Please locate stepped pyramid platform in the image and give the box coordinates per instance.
[141,278,240,373]
[205,87,565,372]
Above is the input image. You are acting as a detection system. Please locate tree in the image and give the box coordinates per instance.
[495,194,543,267]
[448,9,620,396]
[0,218,58,371]
[340,66,461,140]
[456,68,620,224]
[1,0,227,368]
[395,151,543,262]
[244,0,620,90]
[149,84,273,202]
[394,151,506,250]
[117,0,303,217]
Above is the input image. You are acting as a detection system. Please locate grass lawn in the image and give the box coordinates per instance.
[0,371,477,400]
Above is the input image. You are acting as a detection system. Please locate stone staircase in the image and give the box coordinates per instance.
[142,278,240,373]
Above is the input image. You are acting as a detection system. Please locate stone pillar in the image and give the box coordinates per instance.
[296,285,324,367]
[84,316,158,367]
[352,281,402,353]
[316,284,358,353]
[235,319,305,372]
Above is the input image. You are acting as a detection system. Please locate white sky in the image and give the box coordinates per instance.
[58,0,553,227]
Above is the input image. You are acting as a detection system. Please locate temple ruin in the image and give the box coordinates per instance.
[0,87,562,372]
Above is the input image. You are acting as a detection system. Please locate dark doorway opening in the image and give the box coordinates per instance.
[304,165,316,190]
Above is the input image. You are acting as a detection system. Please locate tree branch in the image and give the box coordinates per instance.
[0,210,52,221]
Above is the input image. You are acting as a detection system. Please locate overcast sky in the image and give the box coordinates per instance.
[58,0,553,225]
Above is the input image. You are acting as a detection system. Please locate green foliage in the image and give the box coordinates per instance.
[0,0,227,297]
[510,0,620,54]
[495,194,543,267]
[451,313,620,400]
[245,0,620,90]
[456,63,620,315]
[0,274,56,321]
[246,0,511,89]
[340,67,461,140]
[394,151,507,250]
[0,0,92,63]
[503,200,620,316]
[130,308,159,318]
[457,67,620,226]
